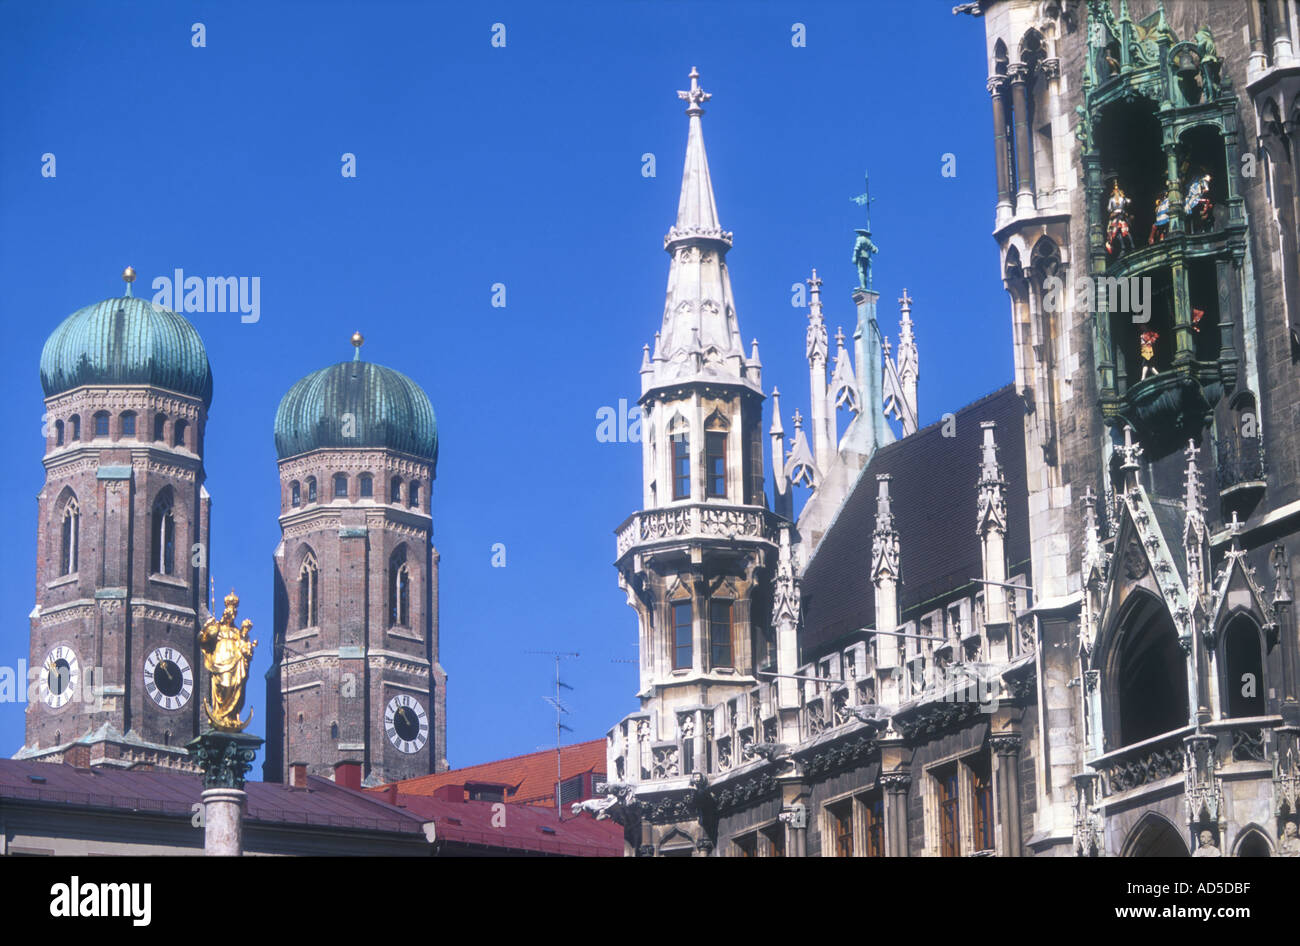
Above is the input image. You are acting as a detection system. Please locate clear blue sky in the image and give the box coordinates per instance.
[0,1,1010,771]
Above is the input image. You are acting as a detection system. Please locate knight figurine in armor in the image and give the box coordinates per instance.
[1149,189,1171,244]
[1185,172,1214,234]
[1105,181,1134,256]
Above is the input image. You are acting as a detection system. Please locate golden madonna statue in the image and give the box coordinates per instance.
[199,590,258,731]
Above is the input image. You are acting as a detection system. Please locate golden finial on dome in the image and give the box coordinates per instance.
[122,265,136,284]
[351,331,364,361]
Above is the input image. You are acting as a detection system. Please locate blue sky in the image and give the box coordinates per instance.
[0,1,1011,771]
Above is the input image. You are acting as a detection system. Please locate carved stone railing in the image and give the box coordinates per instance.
[615,504,777,559]
[1093,727,1191,796]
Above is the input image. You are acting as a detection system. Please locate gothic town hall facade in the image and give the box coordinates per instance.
[600,1,1300,858]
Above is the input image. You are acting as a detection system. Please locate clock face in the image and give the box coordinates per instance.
[40,645,80,708]
[384,694,429,754]
[143,646,194,711]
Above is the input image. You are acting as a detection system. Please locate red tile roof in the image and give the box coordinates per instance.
[0,757,427,835]
[382,739,607,807]
[367,784,622,857]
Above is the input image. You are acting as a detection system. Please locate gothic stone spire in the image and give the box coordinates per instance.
[650,67,749,391]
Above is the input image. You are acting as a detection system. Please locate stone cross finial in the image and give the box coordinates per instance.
[1117,425,1143,470]
[899,289,912,311]
[678,67,711,115]
[835,326,846,350]
[792,408,803,431]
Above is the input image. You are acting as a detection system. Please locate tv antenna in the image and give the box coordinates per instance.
[528,650,578,818]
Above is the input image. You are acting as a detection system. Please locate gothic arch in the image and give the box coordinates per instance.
[1098,589,1189,747]
[389,545,412,627]
[52,487,80,577]
[150,486,179,576]
[297,548,319,629]
[1122,812,1190,857]
[992,38,1009,76]
[1232,824,1273,857]
[1218,610,1266,719]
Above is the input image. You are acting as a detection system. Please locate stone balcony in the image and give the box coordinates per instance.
[614,503,779,561]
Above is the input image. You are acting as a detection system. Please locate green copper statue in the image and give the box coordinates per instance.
[853,229,879,291]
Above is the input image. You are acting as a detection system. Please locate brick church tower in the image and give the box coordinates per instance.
[265,334,447,783]
[20,269,213,771]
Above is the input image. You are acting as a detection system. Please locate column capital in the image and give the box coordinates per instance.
[880,770,912,792]
[987,74,1008,95]
[989,732,1023,755]
[1007,62,1030,84]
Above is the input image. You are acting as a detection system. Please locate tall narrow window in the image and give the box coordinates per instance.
[972,756,994,853]
[390,476,402,505]
[120,411,136,437]
[54,420,64,446]
[306,477,317,503]
[864,791,885,857]
[69,415,80,441]
[60,499,79,576]
[829,800,854,857]
[408,481,421,509]
[153,413,166,442]
[298,554,318,628]
[937,765,960,857]
[706,431,727,498]
[173,419,188,448]
[709,599,733,669]
[152,498,176,575]
[359,474,373,498]
[673,601,693,670]
[290,481,301,507]
[333,473,348,500]
[747,427,763,504]
[94,412,110,437]
[389,548,410,626]
[672,434,691,500]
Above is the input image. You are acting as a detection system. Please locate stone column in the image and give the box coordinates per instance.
[990,733,1023,856]
[1008,65,1034,215]
[201,788,247,856]
[1248,0,1268,74]
[988,76,1012,223]
[880,771,911,857]
[1272,0,1295,65]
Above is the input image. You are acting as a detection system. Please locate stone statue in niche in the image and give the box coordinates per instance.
[1279,820,1300,856]
[1105,181,1135,256]
[1193,829,1222,857]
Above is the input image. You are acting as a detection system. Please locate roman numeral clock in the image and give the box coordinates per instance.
[384,694,429,755]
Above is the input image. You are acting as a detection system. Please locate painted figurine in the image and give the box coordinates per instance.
[1185,172,1214,233]
[1139,330,1159,380]
[1192,307,1204,333]
[1105,181,1134,256]
[1149,189,1171,243]
[1193,829,1222,857]
[1280,819,1300,856]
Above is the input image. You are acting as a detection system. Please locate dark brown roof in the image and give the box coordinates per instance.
[800,384,1029,659]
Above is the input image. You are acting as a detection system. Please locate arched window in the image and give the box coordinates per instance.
[173,419,188,448]
[1122,814,1190,857]
[306,477,317,503]
[153,413,166,442]
[93,412,110,438]
[69,415,80,441]
[290,481,301,507]
[59,498,79,576]
[298,554,318,629]
[705,412,729,499]
[668,415,691,500]
[333,473,348,500]
[359,474,373,498]
[1221,615,1266,718]
[1109,594,1189,746]
[390,476,402,505]
[151,495,176,575]
[120,411,136,438]
[54,420,64,446]
[389,547,410,627]
[408,481,420,509]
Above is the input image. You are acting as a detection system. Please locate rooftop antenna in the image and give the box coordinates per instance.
[528,650,579,819]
